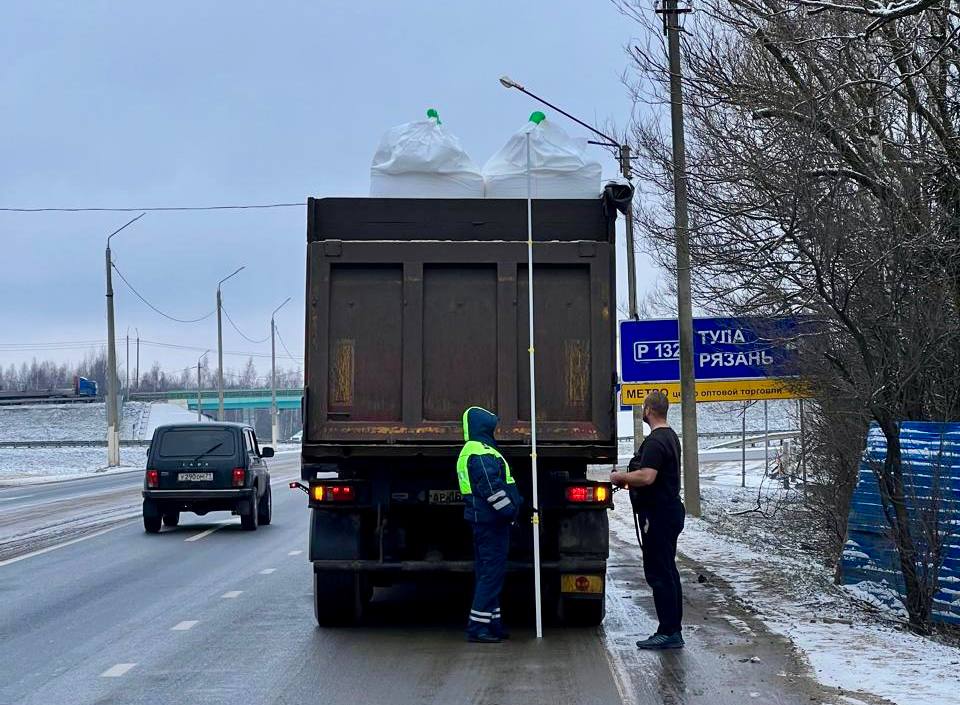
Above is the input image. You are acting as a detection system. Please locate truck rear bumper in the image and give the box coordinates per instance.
[310,558,606,573]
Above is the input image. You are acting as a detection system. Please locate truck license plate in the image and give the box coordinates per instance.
[429,489,462,505]
[179,472,213,482]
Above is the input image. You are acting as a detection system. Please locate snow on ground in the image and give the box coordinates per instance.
[0,447,148,482]
[608,459,960,705]
[144,401,210,435]
[0,402,147,442]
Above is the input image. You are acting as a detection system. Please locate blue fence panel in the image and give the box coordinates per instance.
[840,422,960,625]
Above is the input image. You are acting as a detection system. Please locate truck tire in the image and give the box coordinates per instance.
[143,500,161,534]
[257,484,272,526]
[559,595,606,627]
[240,494,259,531]
[314,571,365,626]
[162,512,180,528]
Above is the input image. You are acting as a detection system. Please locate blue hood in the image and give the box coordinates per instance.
[462,406,499,447]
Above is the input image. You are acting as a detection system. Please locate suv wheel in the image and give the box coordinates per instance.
[240,493,259,531]
[257,484,272,526]
[162,511,180,528]
[143,500,161,534]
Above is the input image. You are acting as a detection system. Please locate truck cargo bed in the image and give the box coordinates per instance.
[304,197,618,462]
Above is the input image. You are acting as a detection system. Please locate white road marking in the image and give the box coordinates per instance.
[0,494,34,502]
[184,521,231,542]
[100,663,136,678]
[171,620,198,631]
[0,519,137,569]
[259,568,276,574]
[287,550,302,556]
[222,591,243,599]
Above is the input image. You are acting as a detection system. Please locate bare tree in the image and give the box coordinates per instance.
[619,0,960,630]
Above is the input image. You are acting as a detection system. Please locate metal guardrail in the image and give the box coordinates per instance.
[0,440,151,449]
[616,430,796,443]
[128,389,303,402]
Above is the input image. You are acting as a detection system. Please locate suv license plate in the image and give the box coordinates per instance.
[179,472,213,482]
[429,489,462,505]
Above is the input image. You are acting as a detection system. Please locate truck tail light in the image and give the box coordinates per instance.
[232,468,245,487]
[565,484,610,504]
[146,469,159,488]
[311,484,355,503]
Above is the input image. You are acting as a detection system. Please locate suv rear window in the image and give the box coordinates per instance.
[158,429,237,458]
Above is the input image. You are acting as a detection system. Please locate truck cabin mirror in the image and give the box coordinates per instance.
[261,446,275,458]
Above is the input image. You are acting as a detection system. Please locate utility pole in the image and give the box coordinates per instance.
[620,144,644,453]
[660,0,701,516]
[125,332,129,401]
[217,267,245,421]
[271,297,292,447]
[104,213,144,467]
[197,350,209,422]
[135,329,140,391]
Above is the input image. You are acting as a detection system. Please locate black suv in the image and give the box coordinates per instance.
[142,423,273,533]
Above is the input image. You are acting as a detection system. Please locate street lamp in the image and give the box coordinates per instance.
[499,75,701,516]
[216,266,245,420]
[197,349,210,422]
[105,212,145,466]
[270,297,292,447]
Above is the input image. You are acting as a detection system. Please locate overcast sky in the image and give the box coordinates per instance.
[0,1,660,380]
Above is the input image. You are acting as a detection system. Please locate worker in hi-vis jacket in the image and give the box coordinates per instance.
[456,406,523,643]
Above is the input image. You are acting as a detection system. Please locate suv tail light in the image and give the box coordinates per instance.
[565,484,610,504]
[146,469,159,488]
[311,484,355,503]
[232,468,245,487]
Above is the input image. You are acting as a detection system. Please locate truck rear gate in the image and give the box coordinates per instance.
[301,196,619,626]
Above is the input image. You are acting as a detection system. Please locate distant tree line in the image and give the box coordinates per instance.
[0,349,302,393]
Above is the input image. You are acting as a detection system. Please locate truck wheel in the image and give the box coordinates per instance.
[240,495,259,531]
[162,512,180,528]
[257,484,272,526]
[559,596,606,627]
[143,500,161,534]
[314,571,365,626]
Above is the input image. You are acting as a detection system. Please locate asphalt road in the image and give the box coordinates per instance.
[0,456,834,705]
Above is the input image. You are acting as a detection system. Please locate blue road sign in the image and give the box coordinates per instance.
[620,317,798,384]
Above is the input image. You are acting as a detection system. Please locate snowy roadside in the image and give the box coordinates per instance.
[607,461,960,705]
[0,447,148,484]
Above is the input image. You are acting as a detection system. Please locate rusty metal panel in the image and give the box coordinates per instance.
[327,265,403,421]
[422,265,498,420]
[517,265,592,422]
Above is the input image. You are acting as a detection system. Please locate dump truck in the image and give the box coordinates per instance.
[298,194,619,626]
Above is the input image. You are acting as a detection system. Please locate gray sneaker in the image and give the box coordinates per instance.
[636,632,684,650]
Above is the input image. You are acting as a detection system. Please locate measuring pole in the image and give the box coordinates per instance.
[526,131,543,639]
[662,0,700,515]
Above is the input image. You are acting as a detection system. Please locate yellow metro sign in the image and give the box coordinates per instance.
[621,378,809,405]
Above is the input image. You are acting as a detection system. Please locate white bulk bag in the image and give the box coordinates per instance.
[483,113,602,198]
[370,110,484,198]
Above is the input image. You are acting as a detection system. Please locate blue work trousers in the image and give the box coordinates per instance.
[467,521,511,637]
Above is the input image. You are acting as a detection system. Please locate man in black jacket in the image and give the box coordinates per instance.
[611,390,685,649]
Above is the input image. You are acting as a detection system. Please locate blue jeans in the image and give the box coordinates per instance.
[467,521,510,637]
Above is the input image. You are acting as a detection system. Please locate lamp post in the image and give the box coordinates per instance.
[197,349,209,422]
[271,297,292,447]
[499,75,701,516]
[216,266,245,421]
[104,213,145,466]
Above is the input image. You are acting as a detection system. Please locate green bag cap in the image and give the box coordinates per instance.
[427,108,441,124]
[529,111,546,124]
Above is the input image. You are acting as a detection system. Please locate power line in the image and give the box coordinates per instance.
[221,304,270,344]
[112,263,215,324]
[0,202,303,213]
[274,324,301,366]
